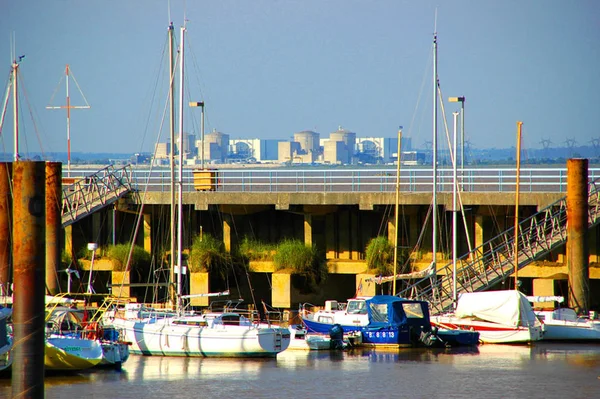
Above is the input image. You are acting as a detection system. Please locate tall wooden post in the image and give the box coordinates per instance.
[12,161,46,398]
[567,158,589,314]
[46,161,62,295]
[0,162,12,296]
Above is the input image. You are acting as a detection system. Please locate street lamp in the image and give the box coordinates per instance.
[448,96,465,170]
[189,101,205,168]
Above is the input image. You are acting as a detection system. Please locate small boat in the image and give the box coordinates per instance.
[45,306,127,370]
[431,290,543,344]
[301,295,442,348]
[0,306,12,372]
[286,324,356,351]
[528,296,600,341]
[106,302,291,358]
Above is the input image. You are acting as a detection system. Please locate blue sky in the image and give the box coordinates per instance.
[0,0,598,156]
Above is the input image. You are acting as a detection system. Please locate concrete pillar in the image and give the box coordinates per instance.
[272,273,291,308]
[0,162,11,295]
[12,161,46,398]
[64,224,74,261]
[143,213,152,253]
[351,211,360,260]
[325,213,336,259]
[223,213,232,253]
[304,214,312,246]
[45,162,62,295]
[532,279,556,309]
[567,158,589,314]
[387,215,396,246]
[474,214,484,258]
[339,210,350,259]
[190,272,209,307]
[409,213,419,249]
[356,274,376,297]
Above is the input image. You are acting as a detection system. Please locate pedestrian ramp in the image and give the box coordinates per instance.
[61,165,135,227]
[397,179,600,314]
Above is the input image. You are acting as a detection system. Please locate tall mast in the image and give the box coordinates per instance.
[176,25,186,312]
[392,127,402,296]
[12,58,19,161]
[168,21,177,306]
[432,32,438,277]
[452,111,459,306]
[514,121,523,290]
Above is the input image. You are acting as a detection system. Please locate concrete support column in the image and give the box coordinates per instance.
[143,213,152,253]
[387,215,396,246]
[45,162,62,295]
[223,213,232,253]
[0,162,11,295]
[567,158,589,314]
[325,213,336,259]
[64,224,74,262]
[190,272,209,307]
[409,213,419,249]
[339,210,350,259]
[532,278,556,309]
[474,214,484,259]
[351,211,360,260]
[304,214,312,247]
[272,273,291,308]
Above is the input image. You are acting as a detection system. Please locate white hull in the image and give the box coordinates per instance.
[109,316,290,358]
[432,315,543,344]
[45,335,104,371]
[535,309,600,341]
[99,341,131,368]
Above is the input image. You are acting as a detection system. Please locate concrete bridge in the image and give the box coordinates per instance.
[64,165,600,310]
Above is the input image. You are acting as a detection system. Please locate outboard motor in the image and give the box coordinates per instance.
[328,323,345,350]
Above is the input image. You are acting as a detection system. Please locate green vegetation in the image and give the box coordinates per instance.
[238,237,277,261]
[106,244,151,272]
[273,239,326,287]
[365,236,394,275]
[188,234,231,278]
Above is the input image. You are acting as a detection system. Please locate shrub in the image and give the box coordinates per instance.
[106,244,151,272]
[188,234,230,278]
[273,239,326,288]
[365,236,394,275]
[238,237,277,261]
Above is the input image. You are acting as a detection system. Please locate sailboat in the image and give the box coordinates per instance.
[430,122,543,344]
[106,22,290,358]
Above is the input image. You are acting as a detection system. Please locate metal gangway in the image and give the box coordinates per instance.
[61,164,135,227]
[397,179,600,315]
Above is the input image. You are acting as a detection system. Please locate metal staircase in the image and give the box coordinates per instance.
[61,165,135,227]
[398,179,600,315]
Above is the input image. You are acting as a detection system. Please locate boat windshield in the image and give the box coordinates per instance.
[402,303,425,319]
[347,300,367,314]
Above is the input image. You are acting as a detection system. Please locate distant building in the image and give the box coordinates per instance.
[154,142,170,159]
[229,138,282,162]
[323,126,356,164]
[198,130,229,163]
[356,136,412,163]
[278,131,320,163]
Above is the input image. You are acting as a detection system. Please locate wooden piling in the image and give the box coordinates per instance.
[567,158,589,314]
[12,161,46,399]
[0,162,11,296]
[45,161,62,295]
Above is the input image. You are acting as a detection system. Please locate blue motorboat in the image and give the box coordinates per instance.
[301,295,440,347]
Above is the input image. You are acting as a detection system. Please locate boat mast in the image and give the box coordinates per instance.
[176,25,186,312]
[168,21,177,307]
[432,32,438,278]
[12,57,19,161]
[452,112,459,306]
[392,127,402,296]
[514,121,523,290]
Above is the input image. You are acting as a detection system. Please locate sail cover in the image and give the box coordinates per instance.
[455,290,539,327]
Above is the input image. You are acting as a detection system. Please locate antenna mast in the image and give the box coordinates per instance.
[46,64,91,176]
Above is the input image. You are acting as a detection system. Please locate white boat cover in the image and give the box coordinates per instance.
[455,290,539,327]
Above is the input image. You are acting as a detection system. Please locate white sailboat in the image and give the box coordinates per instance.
[106,22,290,358]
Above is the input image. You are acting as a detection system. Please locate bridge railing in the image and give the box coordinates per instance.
[63,166,600,193]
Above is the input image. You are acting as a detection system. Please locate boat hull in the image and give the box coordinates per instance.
[541,323,600,341]
[110,318,290,358]
[431,316,542,344]
[45,336,103,370]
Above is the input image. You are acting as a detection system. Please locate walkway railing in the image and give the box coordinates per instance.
[397,179,600,314]
[64,166,600,193]
[62,165,134,227]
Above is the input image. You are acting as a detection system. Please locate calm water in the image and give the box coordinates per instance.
[2,343,600,399]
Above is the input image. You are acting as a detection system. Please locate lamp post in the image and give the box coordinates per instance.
[87,243,98,294]
[448,96,465,170]
[189,101,205,168]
